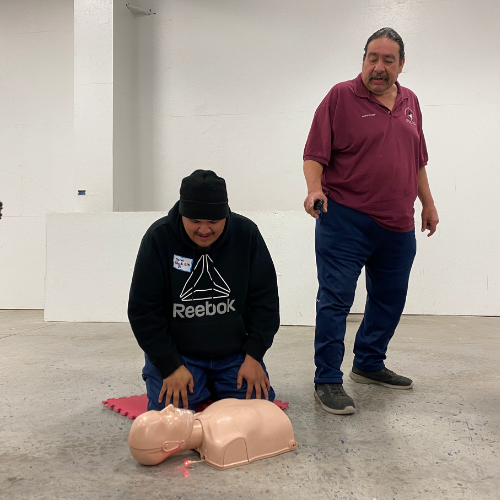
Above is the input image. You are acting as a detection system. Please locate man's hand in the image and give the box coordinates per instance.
[303,160,326,219]
[304,191,328,219]
[421,204,439,237]
[417,166,438,236]
[158,365,194,409]
[237,354,270,400]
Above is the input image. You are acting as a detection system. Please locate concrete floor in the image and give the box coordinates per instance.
[0,311,499,500]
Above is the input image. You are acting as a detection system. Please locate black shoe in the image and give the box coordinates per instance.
[314,384,356,415]
[349,366,413,390]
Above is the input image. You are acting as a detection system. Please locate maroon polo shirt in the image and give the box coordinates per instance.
[303,73,428,232]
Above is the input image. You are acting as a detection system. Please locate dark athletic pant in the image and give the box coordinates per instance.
[143,352,275,412]
[314,199,416,384]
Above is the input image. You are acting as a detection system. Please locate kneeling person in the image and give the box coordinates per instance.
[128,170,279,411]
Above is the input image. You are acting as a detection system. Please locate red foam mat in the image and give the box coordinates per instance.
[102,394,149,419]
[102,394,289,419]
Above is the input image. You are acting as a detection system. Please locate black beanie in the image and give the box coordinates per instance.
[179,170,229,220]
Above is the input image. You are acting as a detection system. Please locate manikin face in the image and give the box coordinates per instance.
[182,217,226,247]
[129,405,195,456]
[361,37,405,96]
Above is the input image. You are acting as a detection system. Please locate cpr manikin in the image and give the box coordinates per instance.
[128,399,297,470]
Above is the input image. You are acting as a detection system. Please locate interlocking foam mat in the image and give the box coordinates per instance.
[102,394,289,419]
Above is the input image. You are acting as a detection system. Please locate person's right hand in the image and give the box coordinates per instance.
[304,191,328,219]
[158,365,194,409]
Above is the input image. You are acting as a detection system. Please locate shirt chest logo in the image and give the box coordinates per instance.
[405,107,417,126]
[173,255,193,273]
[179,254,231,301]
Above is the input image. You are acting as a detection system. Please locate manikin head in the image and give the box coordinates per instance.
[128,404,195,465]
[179,170,229,248]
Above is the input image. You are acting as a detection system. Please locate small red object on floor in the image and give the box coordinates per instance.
[102,395,289,419]
[102,394,148,419]
[273,399,289,410]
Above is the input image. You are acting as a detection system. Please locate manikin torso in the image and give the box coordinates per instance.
[129,399,297,470]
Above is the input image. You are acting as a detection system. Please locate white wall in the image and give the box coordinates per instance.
[43,207,500,323]
[126,0,500,216]
[5,0,500,319]
[110,0,500,318]
[0,0,74,308]
[44,211,321,323]
[113,0,500,318]
[74,0,113,213]
[113,1,137,212]
[113,0,159,211]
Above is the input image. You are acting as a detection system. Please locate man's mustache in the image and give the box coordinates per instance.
[369,72,389,82]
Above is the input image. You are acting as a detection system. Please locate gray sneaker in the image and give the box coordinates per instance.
[349,366,413,389]
[314,384,356,415]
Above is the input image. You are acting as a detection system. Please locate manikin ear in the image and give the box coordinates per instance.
[163,441,180,452]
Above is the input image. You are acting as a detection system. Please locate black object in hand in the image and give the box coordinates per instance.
[313,199,324,211]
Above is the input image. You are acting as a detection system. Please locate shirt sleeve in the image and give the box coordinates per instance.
[415,96,428,168]
[128,231,184,379]
[242,227,280,362]
[303,91,335,166]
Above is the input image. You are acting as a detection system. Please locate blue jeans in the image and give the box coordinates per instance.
[315,199,416,384]
[142,352,275,411]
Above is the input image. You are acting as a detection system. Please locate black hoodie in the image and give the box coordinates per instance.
[128,202,280,379]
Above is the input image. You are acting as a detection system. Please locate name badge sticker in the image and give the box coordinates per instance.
[173,255,193,273]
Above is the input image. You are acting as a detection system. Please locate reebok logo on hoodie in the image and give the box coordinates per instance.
[173,299,236,318]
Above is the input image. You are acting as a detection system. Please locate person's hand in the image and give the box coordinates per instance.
[236,354,271,400]
[158,365,194,409]
[304,191,328,219]
[421,204,439,237]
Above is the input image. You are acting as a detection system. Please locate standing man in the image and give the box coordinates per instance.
[303,28,439,415]
[129,170,279,411]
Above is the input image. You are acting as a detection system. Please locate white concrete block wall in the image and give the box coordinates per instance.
[0,0,74,308]
[74,0,114,213]
[43,208,500,323]
[132,0,162,211]
[113,0,138,212]
[4,0,500,319]
[107,0,499,319]
[45,212,158,322]
[44,211,358,324]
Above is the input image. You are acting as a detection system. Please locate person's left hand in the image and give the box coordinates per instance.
[236,354,270,400]
[421,204,439,237]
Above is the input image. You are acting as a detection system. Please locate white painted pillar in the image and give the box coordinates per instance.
[74,0,114,212]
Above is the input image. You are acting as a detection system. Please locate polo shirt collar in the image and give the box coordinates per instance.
[353,73,406,105]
